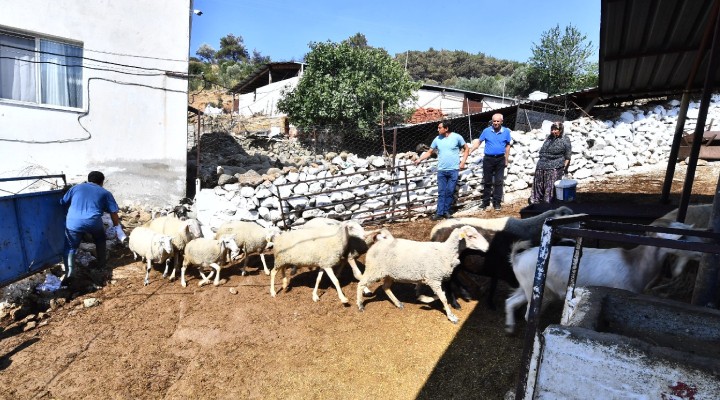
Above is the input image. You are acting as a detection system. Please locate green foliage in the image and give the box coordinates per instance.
[527,24,597,95]
[343,33,369,48]
[398,49,520,85]
[196,43,216,63]
[277,40,420,137]
[216,33,249,62]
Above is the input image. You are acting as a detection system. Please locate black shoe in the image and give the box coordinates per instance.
[443,213,452,219]
[430,214,444,221]
[480,203,490,210]
[494,204,502,211]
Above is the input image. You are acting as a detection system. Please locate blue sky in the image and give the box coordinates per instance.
[190,0,601,63]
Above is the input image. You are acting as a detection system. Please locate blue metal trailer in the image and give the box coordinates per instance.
[0,175,67,288]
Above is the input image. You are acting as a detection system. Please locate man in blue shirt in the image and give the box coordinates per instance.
[472,113,513,210]
[415,121,469,221]
[60,171,125,283]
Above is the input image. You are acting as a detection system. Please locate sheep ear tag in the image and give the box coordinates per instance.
[459,232,466,239]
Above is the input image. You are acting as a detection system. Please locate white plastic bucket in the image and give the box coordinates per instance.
[554,179,577,202]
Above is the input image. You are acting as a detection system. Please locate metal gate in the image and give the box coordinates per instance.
[0,175,67,288]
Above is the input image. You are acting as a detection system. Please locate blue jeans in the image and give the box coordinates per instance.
[63,221,106,278]
[436,169,459,216]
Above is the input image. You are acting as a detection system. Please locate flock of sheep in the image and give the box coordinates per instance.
[124,203,712,330]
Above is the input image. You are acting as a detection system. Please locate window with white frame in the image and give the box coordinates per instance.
[0,30,83,108]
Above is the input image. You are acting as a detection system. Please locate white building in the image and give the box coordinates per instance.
[0,0,192,207]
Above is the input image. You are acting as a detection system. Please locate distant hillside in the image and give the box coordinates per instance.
[394,49,522,85]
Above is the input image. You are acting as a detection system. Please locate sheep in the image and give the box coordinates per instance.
[214,221,280,276]
[504,221,693,334]
[651,204,712,277]
[145,215,203,280]
[357,225,490,324]
[180,235,239,287]
[128,227,175,286]
[301,217,373,280]
[426,206,575,309]
[270,220,366,304]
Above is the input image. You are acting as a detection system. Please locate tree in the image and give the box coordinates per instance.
[251,49,270,65]
[343,33,369,48]
[196,43,216,63]
[277,40,420,137]
[527,24,596,95]
[215,33,249,62]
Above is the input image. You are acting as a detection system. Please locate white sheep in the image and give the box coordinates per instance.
[128,227,175,286]
[180,235,239,287]
[504,221,692,334]
[145,215,203,280]
[357,225,490,324]
[214,221,280,276]
[425,205,575,309]
[301,217,375,280]
[270,220,366,304]
[651,204,712,276]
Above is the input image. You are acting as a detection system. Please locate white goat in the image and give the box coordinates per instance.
[180,235,239,287]
[357,226,490,324]
[128,227,175,286]
[504,221,692,334]
[270,220,366,304]
[651,204,713,276]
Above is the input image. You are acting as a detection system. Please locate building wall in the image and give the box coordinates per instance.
[0,0,191,207]
[235,77,299,117]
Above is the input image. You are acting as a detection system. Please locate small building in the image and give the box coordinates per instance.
[231,62,305,117]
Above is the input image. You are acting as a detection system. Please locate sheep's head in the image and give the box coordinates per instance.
[372,229,394,243]
[265,226,282,248]
[342,220,366,239]
[219,234,239,254]
[185,218,203,239]
[456,226,490,252]
[156,235,174,255]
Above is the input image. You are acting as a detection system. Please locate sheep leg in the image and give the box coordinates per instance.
[382,277,403,309]
[180,264,188,287]
[347,258,372,295]
[198,267,218,287]
[211,263,222,286]
[427,281,458,324]
[144,259,152,286]
[347,258,363,281]
[167,253,180,281]
[321,266,349,304]
[504,287,527,334]
[260,254,270,275]
[238,252,248,276]
[270,267,284,297]
[356,278,370,312]
[313,270,324,302]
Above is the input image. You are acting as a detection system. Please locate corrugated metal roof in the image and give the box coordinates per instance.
[599,0,720,99]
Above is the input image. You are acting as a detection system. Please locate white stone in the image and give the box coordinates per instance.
[293,182,309,195]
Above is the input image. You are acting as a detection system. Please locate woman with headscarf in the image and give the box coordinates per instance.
[529,121,572,204]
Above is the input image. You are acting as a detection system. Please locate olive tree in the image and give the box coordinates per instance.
[527,24,597,95]
[277,40,420,137]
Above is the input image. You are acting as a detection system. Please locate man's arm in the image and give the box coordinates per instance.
[460,144,469,169]
[110,212,120,227]
[415,148,435,165]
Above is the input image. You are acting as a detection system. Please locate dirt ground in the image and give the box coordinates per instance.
[0,162,718,400]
